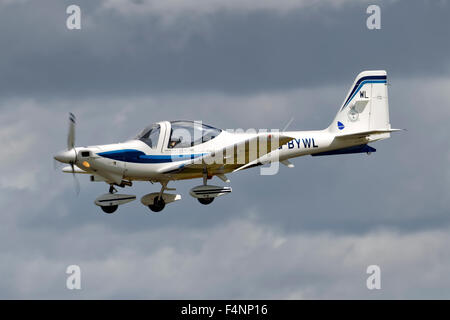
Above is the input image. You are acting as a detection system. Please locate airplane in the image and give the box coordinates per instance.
[54,70,400,214]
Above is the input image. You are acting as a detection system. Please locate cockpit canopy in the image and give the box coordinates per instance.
[168,121,221,148]
[135,123,161,148]
[136,121,222,149]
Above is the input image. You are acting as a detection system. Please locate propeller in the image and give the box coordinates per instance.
[53,158,59,171]
[68,113,79,195]
[54,112,80,195]
[68,112,76,150]
[71,165,80,195]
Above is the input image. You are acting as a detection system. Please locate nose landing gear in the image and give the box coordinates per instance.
[94,184,136,214]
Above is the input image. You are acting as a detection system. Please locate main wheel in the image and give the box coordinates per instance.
[198,197,214,205]
[148,197,166,212]
[101,205,118,214]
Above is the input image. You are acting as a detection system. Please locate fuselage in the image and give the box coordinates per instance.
[69,124,360,184]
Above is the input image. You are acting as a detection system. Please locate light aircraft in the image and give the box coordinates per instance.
[54,70,400,213]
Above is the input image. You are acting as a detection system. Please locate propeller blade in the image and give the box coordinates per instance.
[68,112,76,150]
[71,163,80,195]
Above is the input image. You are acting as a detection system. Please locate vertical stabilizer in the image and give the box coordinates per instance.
[328,70,391,136]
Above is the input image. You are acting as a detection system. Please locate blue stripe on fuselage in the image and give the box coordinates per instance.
[341,75,387,111]
[97,149,206,163]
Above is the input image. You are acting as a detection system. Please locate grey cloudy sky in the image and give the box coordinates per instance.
[0,0,450,299]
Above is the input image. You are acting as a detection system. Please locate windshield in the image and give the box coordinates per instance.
[135,124,160,148]
[168,121,221,148]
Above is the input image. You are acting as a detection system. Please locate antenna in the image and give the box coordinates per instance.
[282,117,294,132]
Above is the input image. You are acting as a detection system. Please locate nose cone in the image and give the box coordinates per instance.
[54,149,76,164]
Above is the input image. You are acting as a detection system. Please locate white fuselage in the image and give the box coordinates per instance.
[72,126,361,185]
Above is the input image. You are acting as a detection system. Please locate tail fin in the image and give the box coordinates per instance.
[328,70,391,137]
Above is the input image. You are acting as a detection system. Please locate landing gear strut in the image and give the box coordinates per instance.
[197,166,214,205]
[98,185,119,214]
[147,181,168,212]
[109,185,117,194]
[189,166,232,204]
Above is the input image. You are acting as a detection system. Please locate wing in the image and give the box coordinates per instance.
[159,132,294,175]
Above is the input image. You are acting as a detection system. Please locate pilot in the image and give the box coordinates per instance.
[169,136,183,148]
[169,140,177,148]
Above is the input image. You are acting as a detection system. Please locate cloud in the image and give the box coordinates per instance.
[1,73,449,231]
[3,216,450,299]
[0,100,59,190]
[0,74,450,299]
[0,0,449,97]
[100,0,371,20]
[1,0,450,299]
[0,0,29,5]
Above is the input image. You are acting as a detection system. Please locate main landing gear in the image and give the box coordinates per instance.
[101,204,118,214]
[189,168,232,205]
[198,197,214,205]
[147,181,167,212]
[141,181,181,213]
[198,168,214,205]
[148,196,166,212]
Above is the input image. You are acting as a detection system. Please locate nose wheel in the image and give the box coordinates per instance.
[100,185,119,214]
[95,184,136,214]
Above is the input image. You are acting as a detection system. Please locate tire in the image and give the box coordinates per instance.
[198,197,214,205]
[148,197,166,212]
[101,205,118,214]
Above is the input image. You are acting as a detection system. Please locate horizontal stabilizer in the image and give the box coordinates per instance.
[335,128,403,140]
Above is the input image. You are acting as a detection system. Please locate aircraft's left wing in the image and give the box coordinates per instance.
[159,133,294,175]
